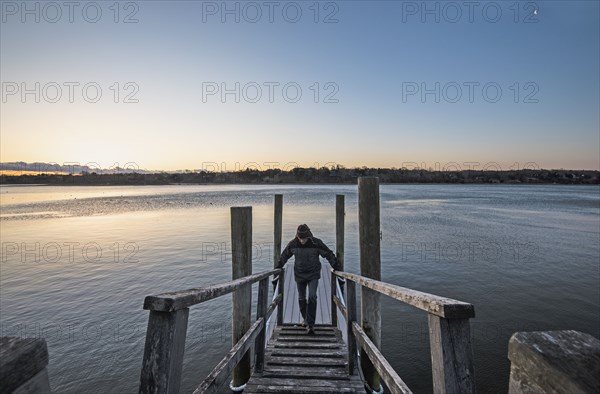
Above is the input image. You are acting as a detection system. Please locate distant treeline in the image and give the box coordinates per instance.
[1,168,599,185]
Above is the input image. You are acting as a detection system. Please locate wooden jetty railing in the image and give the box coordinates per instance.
[331,270,475,394]
[329,177,476,394]
[139,267,283,394]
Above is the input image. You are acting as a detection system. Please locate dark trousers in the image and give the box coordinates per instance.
[296,278,319,326]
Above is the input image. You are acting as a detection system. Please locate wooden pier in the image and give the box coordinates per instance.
[138,177,477,394]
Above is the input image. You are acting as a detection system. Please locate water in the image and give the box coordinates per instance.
[1,184,598,393]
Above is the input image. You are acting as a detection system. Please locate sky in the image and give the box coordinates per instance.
[1,0,599,172]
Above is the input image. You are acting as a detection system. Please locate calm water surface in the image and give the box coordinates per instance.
[1,184,598,393]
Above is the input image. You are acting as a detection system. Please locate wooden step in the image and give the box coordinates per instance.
[276,331,337,337]
[244,377,364,394]
[271,342,341,349]
[268,348,347,358]
[261,366,348,379]
[244,325,364,393]
[275,336,339,343]
[266,356,348,367]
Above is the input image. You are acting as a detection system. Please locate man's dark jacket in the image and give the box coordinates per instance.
[277,237,338,282]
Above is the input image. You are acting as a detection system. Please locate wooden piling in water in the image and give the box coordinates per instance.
[336,194,345,272]
[273,194,284,326]
[358,177,382,392]
[331,194,345,326]
[231,207,252,389]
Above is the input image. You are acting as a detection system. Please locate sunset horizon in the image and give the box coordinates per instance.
[2,2,599,172]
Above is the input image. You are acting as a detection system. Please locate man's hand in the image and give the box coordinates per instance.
[271,274,280,291]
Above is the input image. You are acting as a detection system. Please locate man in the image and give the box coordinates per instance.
[276,224,339,334]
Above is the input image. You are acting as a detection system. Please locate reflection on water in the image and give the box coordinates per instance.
[1,184,598,393]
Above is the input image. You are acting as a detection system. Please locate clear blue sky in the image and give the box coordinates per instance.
[1,1,599,171]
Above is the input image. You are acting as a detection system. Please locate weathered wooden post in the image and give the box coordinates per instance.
[346,280,357,375]
[139,307,189,394]
[254,277,269,373]
[336,194,345,272]
[0,337,51,394]
[358,177,382,392]
[331,194,345,326]
[508,330,600,394]
[273,194,284,326]
[231,207,252,389]
[428,313,475,394]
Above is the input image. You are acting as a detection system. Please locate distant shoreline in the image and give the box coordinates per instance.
[1,168,598,186]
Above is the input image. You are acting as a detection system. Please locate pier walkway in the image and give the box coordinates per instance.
[243,264,364,393]
[244,325,364,393]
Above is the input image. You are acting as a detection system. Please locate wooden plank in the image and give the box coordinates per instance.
[278,325,335,331]
[333,295,348,321]
[275,330,336,337]
[245,384,360,393]
[280,323,333,327]
[143,269,280,312]
[428,314,475,394]
[352,322,413,394]
[267,356,348,367]
[245,377,362,389]
[262,366,349,379]
[268,348,347,358]
[334,270,475,319]
[275,336,339,343]
[0,337,49,394]
[266,294,282,321]
[272,342,341,350]
[139,308,189,394]
[193,318,264,394]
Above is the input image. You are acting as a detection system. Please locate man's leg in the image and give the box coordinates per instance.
[306,278,319,328]
[296,280,308,324]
